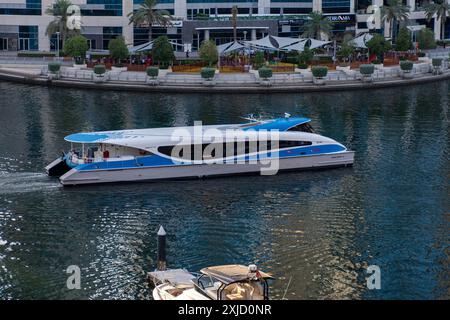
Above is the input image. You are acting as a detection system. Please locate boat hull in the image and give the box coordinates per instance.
[58,151,354,186]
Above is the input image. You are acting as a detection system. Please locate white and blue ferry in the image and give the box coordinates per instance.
[45,116,354,185]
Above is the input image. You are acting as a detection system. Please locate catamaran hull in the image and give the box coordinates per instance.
[58,152,354,186]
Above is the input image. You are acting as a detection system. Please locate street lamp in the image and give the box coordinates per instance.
[56,32,60,59]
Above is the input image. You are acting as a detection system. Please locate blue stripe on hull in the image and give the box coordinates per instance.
[74,144,346,172]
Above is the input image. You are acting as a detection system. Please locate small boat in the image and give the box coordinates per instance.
[45,115,354,185]
[148,264,273,300]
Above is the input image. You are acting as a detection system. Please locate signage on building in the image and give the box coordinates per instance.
[325,14,356,24]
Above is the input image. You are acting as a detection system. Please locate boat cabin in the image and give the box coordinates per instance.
[194,264,273,300]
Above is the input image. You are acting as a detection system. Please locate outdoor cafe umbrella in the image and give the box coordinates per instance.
[244,35,301,51]
[217,41,246,55]
[350,33,373,49]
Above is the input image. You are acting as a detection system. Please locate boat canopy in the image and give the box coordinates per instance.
[63,117,313,150]
[148,269,195,286]
[200,265,273,284]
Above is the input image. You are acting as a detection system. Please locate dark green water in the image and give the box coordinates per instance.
[0,81,448,300]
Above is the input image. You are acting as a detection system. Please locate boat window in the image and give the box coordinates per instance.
[287,123,315,133]
[158,140,312,161]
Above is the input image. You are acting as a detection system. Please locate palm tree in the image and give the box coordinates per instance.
[128,0,172,43]
[381,0,410,41]
[45,0,79,43]
[424,0,450,40]
[302,12,332,40]
[231,6,238,42]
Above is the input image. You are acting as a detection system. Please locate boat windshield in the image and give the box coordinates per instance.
[287,123,315,133]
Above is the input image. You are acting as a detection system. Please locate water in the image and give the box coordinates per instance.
[0,81,448,300]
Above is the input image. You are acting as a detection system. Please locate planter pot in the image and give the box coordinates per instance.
[202,79,216,86]
[432,66,443,75]
[146,77,159,86]
[47,72,60,80]
[313,77,325,85]
[111,66,127,72]
[93,74,107,83]
[373,64,384,70]
[73,63,87,69]
[361,75,373,82]
[259,79,272,87]
[402,71,413,79]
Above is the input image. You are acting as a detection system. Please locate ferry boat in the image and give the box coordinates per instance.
[148,264,273,300]
[45,116,354,185]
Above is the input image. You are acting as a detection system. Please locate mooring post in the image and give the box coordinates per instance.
[157,225,167,271]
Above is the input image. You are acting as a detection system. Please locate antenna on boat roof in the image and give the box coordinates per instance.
[241,114,259,122]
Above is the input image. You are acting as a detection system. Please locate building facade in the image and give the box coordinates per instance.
[0,0,448,52]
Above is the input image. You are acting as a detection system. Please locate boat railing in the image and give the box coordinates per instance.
[66,151,149,168]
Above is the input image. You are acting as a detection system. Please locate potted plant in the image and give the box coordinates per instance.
[258,67,273,86]
[311,66,328,85]
[63,35,89,69]
[359,64,375,82]
[146,66,159,85]
[432,58,442,75]
[400,61,414,79]
[152,36,175,70]
[252,51,265,70]
[47,62,61,80]
[201,67,216,86]
[108,36,129,72]
[93,64,107,83]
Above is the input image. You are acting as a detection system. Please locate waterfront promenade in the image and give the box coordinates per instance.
[1,56,450,93]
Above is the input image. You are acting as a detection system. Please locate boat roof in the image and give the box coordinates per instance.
[148,269,195,286]
[200,264,273,284]
[64,117,311,144]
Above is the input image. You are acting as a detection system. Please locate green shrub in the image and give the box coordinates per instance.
[146,67,159,78]
[299,47,313,64]
[108,36,129,66]
[48,62,61,73]
[311,66,328,78]
[395,27,412,51]
[64,35,89,64]
[285,56,299,64]
[258,67,273,79]
[359,64,375,75]
[253,51,265,70]
[372,59,382,64]
[200,67,216,79]
[19,51,56,57]
[366,34,392,59]
[418,52,426,57]
[400,61,413,71]
[152,36,175,67]
[417,28,437,50]
[298,63,308,69]
[432,58,442,67]
[93,64,106,75]
[199,40,218,67]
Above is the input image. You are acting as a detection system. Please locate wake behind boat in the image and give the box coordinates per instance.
[45,115,354,185]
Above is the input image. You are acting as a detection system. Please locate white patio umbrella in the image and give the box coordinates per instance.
[308,38,332,49]
[281,39,308,52]
[128,41,153,54]
[350,33,374,49]
[217,41,246,55]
